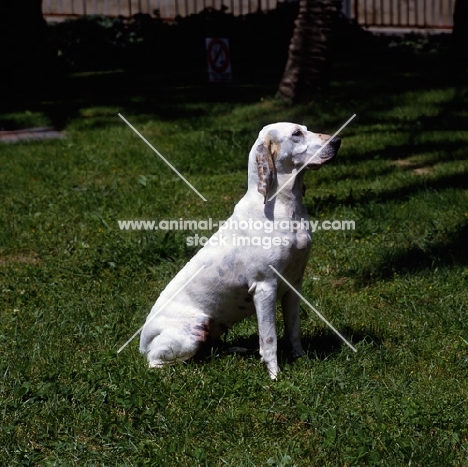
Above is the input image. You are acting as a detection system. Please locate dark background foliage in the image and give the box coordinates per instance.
[46,8,455,80]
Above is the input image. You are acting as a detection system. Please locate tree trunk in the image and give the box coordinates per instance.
[0,0,51,94]
[278,0,340,102]
[452,0,468,75]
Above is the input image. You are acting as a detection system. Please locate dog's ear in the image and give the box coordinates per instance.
[256,135,278,203]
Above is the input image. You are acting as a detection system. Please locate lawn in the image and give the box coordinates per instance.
[1,48,468,466]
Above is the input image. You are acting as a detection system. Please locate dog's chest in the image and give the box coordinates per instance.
[280,213,312,252]
[290,227,312,251]
[274,202,312,251]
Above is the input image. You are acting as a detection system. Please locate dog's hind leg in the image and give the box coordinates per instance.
[281,289,305,359]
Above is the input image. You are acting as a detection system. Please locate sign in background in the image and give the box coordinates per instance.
[205,38,232,83]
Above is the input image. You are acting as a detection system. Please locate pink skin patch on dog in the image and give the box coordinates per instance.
[189,321,210,342]
[185,318,237,343]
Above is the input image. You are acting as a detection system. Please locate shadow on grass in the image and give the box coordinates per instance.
[306,169,468,212]
[344,139,468,166]
[350,221,468,285]
[2,46,464,134]
[1,71,278,131]
[193,325,382,366]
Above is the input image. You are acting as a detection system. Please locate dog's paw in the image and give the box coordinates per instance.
[269,370,281,380]
[291,348,306,360]
[228,346,249,353]
[267,366,280,380]
[148,360,166,368]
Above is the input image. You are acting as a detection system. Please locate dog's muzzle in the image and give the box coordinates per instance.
[306,137,341,169]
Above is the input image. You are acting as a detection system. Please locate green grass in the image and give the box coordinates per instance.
[1,58,468,466]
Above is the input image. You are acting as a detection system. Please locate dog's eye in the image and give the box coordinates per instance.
[292,130,303,138]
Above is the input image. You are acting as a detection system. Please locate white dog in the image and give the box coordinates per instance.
[139,122,340,379]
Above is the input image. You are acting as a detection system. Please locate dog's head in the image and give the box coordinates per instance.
[251,122,341,203]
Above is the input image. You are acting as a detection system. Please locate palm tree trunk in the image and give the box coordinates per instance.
[278,0,340,102]
[452,0,468,75]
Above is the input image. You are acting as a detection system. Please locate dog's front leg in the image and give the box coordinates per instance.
[281,289,305,359]
[253,282,279,379]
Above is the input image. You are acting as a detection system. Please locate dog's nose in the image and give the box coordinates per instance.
[319,136,341,160]
[328,137,341,150]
